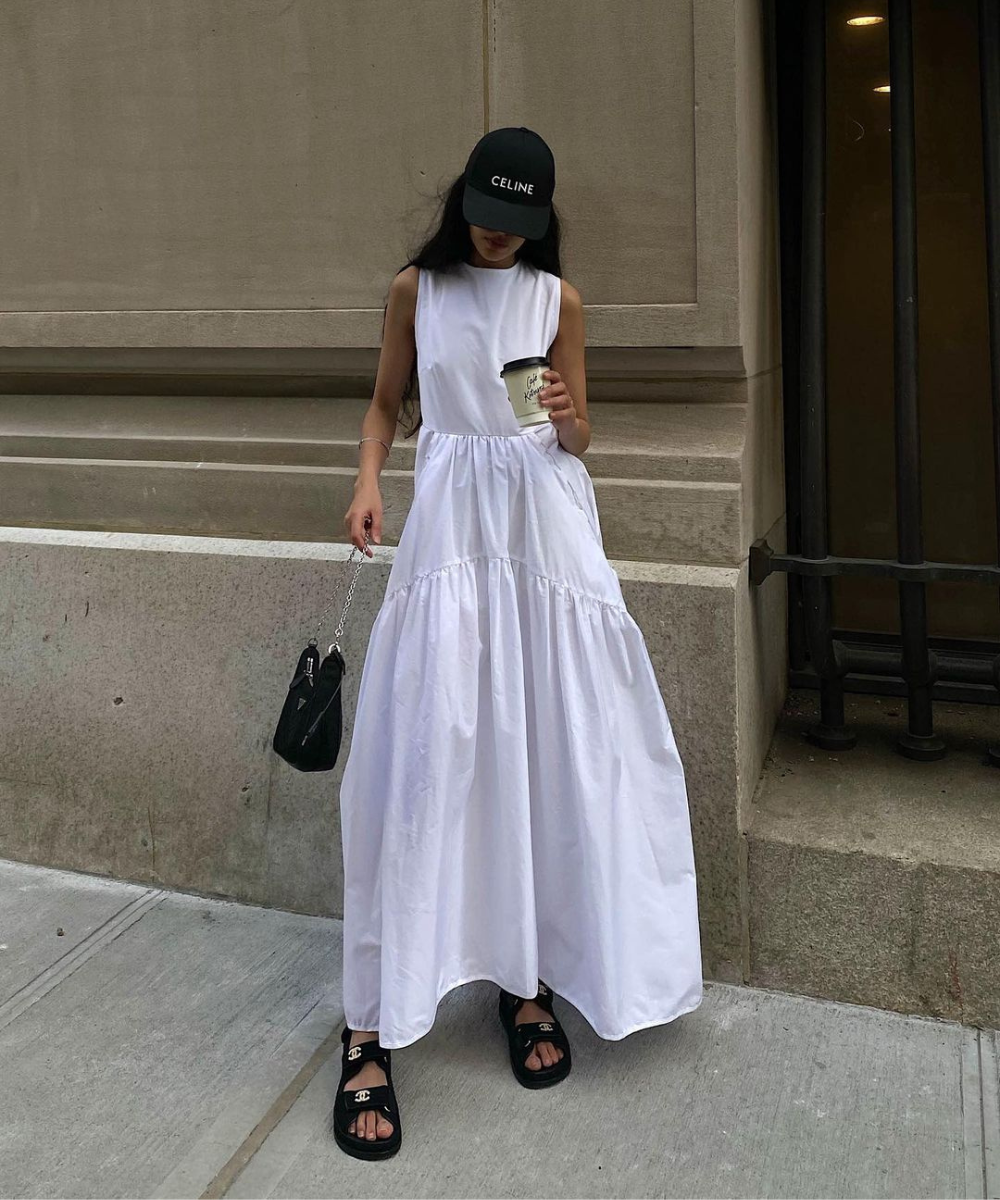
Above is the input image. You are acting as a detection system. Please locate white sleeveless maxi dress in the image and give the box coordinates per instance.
[338,257,703,1049]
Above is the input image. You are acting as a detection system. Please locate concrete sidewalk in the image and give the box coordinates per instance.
[1,857,997,1200]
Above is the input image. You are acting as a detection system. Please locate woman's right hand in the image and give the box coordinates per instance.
[344,486,383,557]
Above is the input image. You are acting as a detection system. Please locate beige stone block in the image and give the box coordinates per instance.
[748,691,1000,1027]
[619,561,744,980]
[0,530,747,981]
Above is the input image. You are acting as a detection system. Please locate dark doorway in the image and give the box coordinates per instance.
[761,0,1000,758]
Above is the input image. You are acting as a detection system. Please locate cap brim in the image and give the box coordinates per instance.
[462,182,550,240]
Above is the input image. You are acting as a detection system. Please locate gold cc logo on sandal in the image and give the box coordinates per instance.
[347,1046,361,1060]
[354,1089,371,1102]
[539,1022,553,1031]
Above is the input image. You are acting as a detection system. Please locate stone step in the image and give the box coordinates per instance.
[0,456,742,565]
[748,688,1000,1029]
[0,396,746,565]
[0,394,744,481]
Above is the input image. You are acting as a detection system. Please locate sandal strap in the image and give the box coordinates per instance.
[339,1084,397,1115]
[500,981,557,1018]
[514,1019,570,1054]
[342,1037,390,1070]
[534,981,556,1016]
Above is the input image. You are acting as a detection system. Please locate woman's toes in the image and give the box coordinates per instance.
[366,1111,378,1139]
[525,1047,542,1070]
[376,1114,394,1139]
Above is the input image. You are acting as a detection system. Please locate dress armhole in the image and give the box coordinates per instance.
[546,274,563,355]
[413,265,422,340]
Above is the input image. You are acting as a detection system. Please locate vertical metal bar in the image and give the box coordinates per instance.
[887,0,944,759]
[982,0,1000,556]
[800,0,855,749]
[774,0,808,671]
[979,0,1000,765]
[800,0,827,562]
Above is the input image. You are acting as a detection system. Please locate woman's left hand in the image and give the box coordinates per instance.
[538,369,577,430]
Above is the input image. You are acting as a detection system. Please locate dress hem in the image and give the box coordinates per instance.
[351,971,705,1051]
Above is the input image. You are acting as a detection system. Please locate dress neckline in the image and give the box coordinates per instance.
[460,258,523,274]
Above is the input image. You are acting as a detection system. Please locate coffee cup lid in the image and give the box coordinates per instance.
[500,355,549,377]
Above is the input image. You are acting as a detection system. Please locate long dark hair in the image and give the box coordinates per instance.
[384,171,564,439]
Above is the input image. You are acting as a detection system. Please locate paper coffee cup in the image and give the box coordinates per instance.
[500,356,551,427]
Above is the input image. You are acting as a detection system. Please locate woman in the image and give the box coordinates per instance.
[333,127,703,1159]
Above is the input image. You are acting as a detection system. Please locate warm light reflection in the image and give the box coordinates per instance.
[847,15,885,25]
[874,84,891,92]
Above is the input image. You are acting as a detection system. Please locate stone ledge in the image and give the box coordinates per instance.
[0,397,750,564]
[0,345,749,378]
[748,689,1000,1028]
[1,395,746,480]
[0,528,745,982]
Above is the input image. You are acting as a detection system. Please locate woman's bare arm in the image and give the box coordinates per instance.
[344,266,418,551]
[356,266,418,485]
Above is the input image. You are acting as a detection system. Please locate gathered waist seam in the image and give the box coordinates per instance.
[385,552,626,613]
[420,425,550,440]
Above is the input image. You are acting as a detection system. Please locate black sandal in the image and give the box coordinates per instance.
[331,1025,402,1159]
[498,979,572,1089]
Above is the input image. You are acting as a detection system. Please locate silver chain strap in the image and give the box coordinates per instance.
[312,524,373,655]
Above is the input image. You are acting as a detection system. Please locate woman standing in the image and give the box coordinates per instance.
[333,127,703,1159]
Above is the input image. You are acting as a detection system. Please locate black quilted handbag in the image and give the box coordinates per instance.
[272,524,372,772]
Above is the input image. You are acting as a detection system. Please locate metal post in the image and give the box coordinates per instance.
[800,0,855,750]
[980,0,1000,766]
[887,0,945,759]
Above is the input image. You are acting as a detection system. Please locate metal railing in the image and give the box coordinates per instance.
[752,0,1000,764]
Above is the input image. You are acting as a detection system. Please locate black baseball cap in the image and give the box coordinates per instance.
[462,126,555,241]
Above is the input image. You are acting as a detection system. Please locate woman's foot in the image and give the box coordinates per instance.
[343,1031,395,1142]
[511,993,565,1071]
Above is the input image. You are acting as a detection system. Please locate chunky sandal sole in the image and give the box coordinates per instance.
[332,1026,403,1159]
[333,1125,401,1160]
[498,981,572,1089]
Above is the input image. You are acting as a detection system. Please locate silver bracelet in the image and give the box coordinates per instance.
[359,436,391,457]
